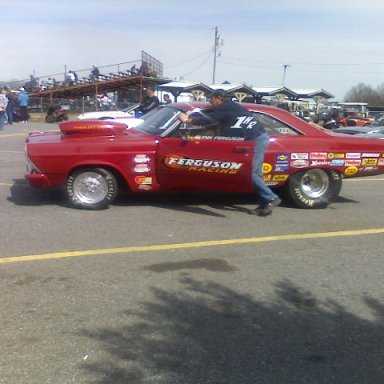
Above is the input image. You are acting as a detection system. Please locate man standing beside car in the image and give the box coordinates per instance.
[138,86,160,115]
[178,89,281,216]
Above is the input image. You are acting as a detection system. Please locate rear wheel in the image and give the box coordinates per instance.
[285,169,342,209]
[66,168,118,209]
[45,114,55,123]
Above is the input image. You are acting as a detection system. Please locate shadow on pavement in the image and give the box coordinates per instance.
[79,277,384,383]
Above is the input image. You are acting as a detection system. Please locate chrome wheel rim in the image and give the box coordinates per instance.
[300,169,329,198]
[73,172,109,204]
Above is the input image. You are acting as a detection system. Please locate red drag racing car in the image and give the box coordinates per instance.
[25,103,384,209]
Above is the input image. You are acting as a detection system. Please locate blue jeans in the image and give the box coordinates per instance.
[0,112,5,130]
[252,133,278,205]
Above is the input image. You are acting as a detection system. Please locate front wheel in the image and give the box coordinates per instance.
[66,168,118,209]
[285,169,342,209]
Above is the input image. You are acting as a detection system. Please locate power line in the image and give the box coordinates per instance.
[164,49,212,70]
[181,52,213,78]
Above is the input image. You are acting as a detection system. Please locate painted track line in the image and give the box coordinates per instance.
[1,227,384,264]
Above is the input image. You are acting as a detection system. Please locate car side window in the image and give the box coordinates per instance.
[252,112,300,136]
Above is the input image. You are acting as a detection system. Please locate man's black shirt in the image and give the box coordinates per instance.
[189,100,265,139]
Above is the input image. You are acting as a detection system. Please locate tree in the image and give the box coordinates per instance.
[344,83,384,106]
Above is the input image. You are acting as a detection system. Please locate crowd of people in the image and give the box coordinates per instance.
[22,62,159,93]
[0,86,30,129]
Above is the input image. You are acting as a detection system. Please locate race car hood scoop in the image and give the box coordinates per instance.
[59,120,129,134]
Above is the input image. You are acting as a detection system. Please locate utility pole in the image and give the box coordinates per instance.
[281,64,291,86]
[212,27,223,84]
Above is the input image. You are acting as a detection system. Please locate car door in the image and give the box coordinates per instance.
[155,134,254,193]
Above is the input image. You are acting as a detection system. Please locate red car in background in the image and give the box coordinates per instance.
[25,103,384,210]
[337,114,373,127]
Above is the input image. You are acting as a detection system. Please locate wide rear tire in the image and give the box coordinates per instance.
[285,169,342,209]
[66,168,118,209]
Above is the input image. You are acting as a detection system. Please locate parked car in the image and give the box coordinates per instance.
[77,103,139,120]
[334,118,384,139]
[334,126,384,139]
[25,103,384,210]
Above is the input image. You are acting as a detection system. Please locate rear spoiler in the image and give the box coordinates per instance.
[59,119,128,134]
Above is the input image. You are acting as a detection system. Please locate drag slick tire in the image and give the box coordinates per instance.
[66,167,118,209]
[285,169,342,209]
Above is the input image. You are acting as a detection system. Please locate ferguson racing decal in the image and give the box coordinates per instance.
[164,155,243,174]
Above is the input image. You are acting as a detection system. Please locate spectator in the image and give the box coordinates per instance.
[130,64,137,75]
[139,62,149,76]
[138,86,160,114]
[99,93,111,110]
[46,77,54,88]
[0,89,8,130]
[17,87,29,123]
[72,70,79,83]
[6,89,16,125]
[90,65,100,80]
[66,71,76,85]
[163,94,172,104]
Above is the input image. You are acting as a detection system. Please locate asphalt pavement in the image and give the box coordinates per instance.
[1,122,384,383]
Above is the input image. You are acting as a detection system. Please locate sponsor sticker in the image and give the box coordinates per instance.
[310,152,328,160]
[274,164,289,172]
[272,175,289,181]
[361,158,378,166]
[344,166,359,176]
[276,153,289,163]
[290,160,309,168]
[378,158,384,166]
[328,153,345,159]
[133,164,150,172]
[164,155,243,174]
[133,154,151,163]
[291,153,309,160]
[345,159,361,166]
[138,184,152,190]
[310,160,329,166]
[360,167,378,172]
[135,176,152,185]
[330,159,345,166]
[263,163,273,174]
[263,174,272,182]
[346,153,361,159]
[361,153,380,158]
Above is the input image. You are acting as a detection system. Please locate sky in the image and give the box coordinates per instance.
[2,0,384,100]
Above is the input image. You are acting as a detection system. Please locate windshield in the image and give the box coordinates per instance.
[136,106,182,136]
[135,105,303,138]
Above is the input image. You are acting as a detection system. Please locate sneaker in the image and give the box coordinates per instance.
[249,197,281,216]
